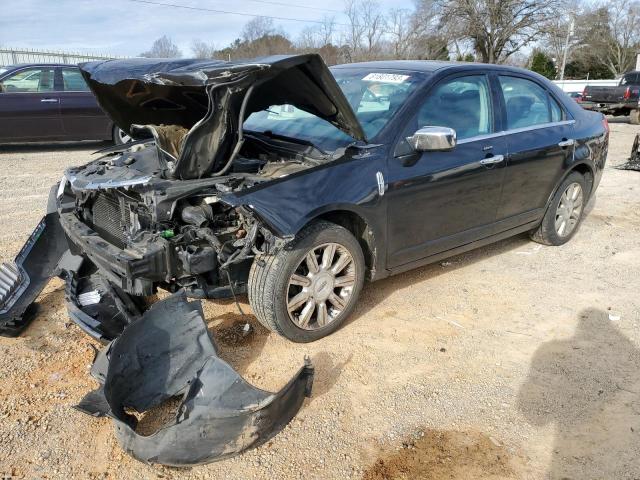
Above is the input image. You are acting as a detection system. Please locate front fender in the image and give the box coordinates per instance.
[220,152,387,239]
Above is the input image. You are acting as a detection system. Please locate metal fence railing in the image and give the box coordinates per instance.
[0,47,127,66]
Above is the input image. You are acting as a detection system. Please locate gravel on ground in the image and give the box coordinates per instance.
[0,121,638,479]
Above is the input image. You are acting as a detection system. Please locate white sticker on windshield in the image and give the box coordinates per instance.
[362,73,410,83]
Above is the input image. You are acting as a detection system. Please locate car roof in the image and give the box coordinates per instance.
[332,60,462,72]
[331,60,536,75]
[1,63,77,70]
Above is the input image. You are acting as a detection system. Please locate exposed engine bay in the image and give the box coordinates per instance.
[60,130,332,304]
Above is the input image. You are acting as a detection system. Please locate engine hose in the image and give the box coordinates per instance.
[211,85,255,177]
[196,228,223,252]
[220,223,259,270]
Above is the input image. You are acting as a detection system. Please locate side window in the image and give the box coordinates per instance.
[620,74,638,86]
[550,96,563,122]
[499,76,563,129]
[417,75,493,140]
[0,68,55,93]
[61,68,90,91]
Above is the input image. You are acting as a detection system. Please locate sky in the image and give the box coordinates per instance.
[0,0,416,57]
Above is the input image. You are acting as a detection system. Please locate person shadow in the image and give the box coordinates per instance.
[517,308,640,479]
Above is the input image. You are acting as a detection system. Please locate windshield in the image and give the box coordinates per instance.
[243,68,428,151]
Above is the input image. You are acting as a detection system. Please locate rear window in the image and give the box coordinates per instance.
[62,68,90,91]
[499,76,563,130]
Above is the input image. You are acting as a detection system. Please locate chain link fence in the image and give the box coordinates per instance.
[0,47,127,67]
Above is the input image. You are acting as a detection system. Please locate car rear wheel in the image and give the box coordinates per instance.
[113,125,131,145]
[248,220,365,343]
[530,171,587,246]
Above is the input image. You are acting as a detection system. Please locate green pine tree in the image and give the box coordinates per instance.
[530,50,556,79]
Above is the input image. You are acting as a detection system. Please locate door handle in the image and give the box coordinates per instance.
[479,154,504,166]
[40,98,59,103]
[558,138,575,148]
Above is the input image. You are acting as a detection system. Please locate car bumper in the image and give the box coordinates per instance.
[58,210,169,296]
[581,101,635,113]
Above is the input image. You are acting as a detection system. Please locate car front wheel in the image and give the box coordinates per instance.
[530,171,588,246]
[248,220,365,343]
[113,125,132,145]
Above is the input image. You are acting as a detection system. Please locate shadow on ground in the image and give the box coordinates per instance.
[346,233,531,328]
[517,308,640,479]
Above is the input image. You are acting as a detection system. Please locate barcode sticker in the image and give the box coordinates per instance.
[362,73,410,83]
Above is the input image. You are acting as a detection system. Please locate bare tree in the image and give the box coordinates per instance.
[386,8,416,59]
[603,0,640,75]
[297,26,319,51]
[297,16,336,51]
[140,35,182,58]
[361,0,386,57]
[318,16,336,47]
[191,39,216,59]
[436,0,561,63]
[344,0,367,59]
[561,1,640,78]
[408,0,454,60]
[542,0,581,68]
[242,17,276,43]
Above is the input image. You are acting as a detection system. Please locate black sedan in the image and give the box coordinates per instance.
[0,63,130,144]
[1,55,609,345]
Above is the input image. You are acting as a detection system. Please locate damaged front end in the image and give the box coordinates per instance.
[0,53,371,464]
[54,53,365,339]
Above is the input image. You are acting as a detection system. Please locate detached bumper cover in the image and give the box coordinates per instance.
[0,186,68,336]
[617,133,640,172]
[75,291,314,466]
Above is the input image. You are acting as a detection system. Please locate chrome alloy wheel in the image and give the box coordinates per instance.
[117,128,132,144]
[286,243,356,331]
[555,182,584,237]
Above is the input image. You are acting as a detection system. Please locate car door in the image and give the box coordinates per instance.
[385,73,507,269]
[57,67,112,140]
[495,75,575,228]
[0,67,62,141]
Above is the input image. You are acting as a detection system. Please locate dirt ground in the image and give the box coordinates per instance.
[0,121,638,480]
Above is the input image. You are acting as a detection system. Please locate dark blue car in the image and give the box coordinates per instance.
[1,55,609,344]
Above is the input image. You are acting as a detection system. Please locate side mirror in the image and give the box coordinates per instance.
[407,126,457,152]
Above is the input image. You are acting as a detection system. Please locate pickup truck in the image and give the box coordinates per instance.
[582,71,640,124]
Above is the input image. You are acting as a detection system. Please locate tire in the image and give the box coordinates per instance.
[530,172,587,246]
[248,220,365,343]
[112,125,131,145]
[630,109,640,125]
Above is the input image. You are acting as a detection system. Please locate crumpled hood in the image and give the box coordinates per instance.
[80,54,366,179]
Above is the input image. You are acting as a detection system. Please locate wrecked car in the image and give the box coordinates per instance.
[0,55,609,464]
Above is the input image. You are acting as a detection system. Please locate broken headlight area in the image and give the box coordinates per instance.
[74,291,314,466]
